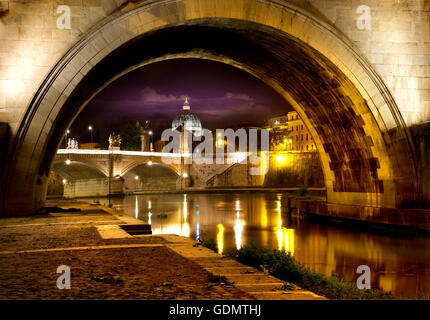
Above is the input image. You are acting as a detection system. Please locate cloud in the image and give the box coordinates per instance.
[224,92,253,101]
[141,87,186,103]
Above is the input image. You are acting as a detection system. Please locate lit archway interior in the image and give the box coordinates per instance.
[123,163,179,192]
[3,1,416,218]
[51,161,107,181]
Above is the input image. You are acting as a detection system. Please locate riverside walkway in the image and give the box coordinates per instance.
[0,200,324,300]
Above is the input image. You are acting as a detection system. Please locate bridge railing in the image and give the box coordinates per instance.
[57,149,182,157]
[56,149,250,163]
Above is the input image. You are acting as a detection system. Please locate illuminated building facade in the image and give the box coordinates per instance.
[268,111,316,152]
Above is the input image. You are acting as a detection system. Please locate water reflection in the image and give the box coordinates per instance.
[196,203,201,241]
[147,200,152,225]
[217,224,224,254]
[182,194,190,238]
[234,199,243,250]
[95,193,430,298]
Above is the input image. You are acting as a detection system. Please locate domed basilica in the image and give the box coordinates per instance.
[172,97,202,137]
[171,97,203,155]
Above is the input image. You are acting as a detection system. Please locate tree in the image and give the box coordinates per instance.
[119,121,145,151]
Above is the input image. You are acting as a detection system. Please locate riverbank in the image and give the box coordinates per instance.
[0,199,324,300]
[201,240,392,299]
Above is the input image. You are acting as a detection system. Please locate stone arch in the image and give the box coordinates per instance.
[53,155,109,177]
[51,159,107,180]
[120,160,180,178]
[2,0,417,216]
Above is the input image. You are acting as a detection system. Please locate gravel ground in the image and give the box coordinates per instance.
[0,204,252,299]
[0,247,252,299]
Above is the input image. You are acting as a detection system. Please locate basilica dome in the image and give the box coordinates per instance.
[172,98,202,135]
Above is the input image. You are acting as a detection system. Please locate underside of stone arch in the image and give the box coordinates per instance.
[2,0,417,218]
[121,161,180,178]
[51,161,107,180]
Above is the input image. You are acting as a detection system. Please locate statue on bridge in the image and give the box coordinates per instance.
[109,132,121,150]
[66,138,79,149]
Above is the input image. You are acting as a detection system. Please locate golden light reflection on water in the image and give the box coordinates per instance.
[217,224,224,254]
[284,228,295,256]
[274,199,294,255]
[260,201,268,228]
[117,193,430,298]
[234,212,243,250]
[135,196,138,219]
[276,226,295,255]
[181,194,190,237]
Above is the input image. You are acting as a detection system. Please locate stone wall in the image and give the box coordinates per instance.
[206,163,264,187]
[307,0,430,126]
[46,171,63,196]
[123,176,177,192]
[207,152,324,188]
[413,123,430,207]
[190,163,234,187]
[0,123,8,208]
[64,178,123,198]
[264,152,325,188]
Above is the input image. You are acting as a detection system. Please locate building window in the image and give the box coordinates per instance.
[306,133,308,141]
[306,145,308,150]
[301,134,303,141]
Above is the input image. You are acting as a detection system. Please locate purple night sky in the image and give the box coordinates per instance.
[70,58,292,142]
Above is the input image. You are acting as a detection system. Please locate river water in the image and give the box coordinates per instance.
[96,192,430,298]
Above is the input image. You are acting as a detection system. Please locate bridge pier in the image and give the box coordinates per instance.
[0,123,9,215]
[64,178,124,199]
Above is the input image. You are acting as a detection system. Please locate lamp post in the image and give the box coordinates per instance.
[148,130,153,152]
[88,125,93,143]
[65,129,70,148]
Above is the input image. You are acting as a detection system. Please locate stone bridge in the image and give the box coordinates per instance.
[0,0,429,227]
[54,149,183,178]
[51,149,240,196]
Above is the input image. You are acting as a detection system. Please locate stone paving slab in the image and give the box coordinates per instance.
[161,235,326,300]
[96,224,133,239]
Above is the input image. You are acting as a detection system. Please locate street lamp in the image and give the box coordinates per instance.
[134,175,139,191]
[88,125,93,143]
[148,130,153,152]
[148,161,153,166]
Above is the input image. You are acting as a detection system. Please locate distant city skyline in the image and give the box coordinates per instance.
[70,58,292,143]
